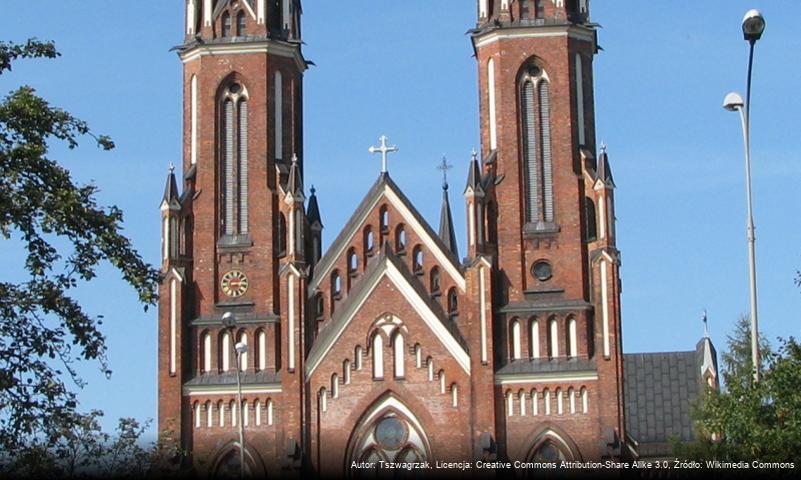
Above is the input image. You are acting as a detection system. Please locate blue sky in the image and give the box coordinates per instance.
[1,2,799,436]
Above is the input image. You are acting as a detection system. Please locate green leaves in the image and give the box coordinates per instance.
[0,39,159,459]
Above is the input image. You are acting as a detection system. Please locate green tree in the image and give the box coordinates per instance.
[677,316,801,464]
[0,39,159,455]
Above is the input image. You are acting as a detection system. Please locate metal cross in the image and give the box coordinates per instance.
[437,155,453,189]
[368,135,399,174]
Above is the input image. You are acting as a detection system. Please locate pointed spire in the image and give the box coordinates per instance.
[287,153,304,196]
[307,185,323,229]
[438,157,459,259]
[702,309,710,339]
[162,162,180,205]
[597,143,615,187]
[465,149,484,196]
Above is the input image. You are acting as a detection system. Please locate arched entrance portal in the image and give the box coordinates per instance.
[347,394,431,477]
[210,443,264,479]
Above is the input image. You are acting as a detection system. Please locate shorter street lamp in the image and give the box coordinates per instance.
[222,312,248,479]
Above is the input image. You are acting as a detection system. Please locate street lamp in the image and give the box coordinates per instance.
[722,9,765,383]
[222,312,248,479]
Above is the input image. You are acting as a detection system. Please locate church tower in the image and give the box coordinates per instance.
[158,0,308,475]
[471,0,625,460]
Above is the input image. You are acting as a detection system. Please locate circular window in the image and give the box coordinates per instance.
[374,417,407,451]
[229,83,242,94]
[532,261,553,282]
[527,65,542,77]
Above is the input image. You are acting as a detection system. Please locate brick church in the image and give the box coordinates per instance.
[158,0,718,476]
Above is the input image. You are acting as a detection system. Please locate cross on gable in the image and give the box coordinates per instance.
[368,135,399,174]
[437,156,453,189]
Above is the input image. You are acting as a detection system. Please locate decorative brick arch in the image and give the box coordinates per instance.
[209,440,266,478]
[517,422,582,462]
[343,392,433,472]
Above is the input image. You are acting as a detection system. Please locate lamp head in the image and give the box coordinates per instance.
[222,311,237,328]
[723,92,744,112]
[235,342,248,355]
[742,9,765,42]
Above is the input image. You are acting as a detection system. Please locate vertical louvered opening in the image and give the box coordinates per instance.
[223,98,235,236]
[539,80,554,223]
[274,71,283,160]
[238,99,249,234]
[521,80,540,223]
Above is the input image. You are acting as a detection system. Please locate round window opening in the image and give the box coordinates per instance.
[527,65,542,77]
[374,417,407,451]
[532,261,553,282]
[229,83,242,94]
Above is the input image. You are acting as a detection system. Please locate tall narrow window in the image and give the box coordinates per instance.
[257,329,267,371]
[452,385,459,407]
[520,66,554,226]
[556,388,563,415]
[488,58,497,150]
[238,332,248,372]
[191,75,198,165]
[549,317,559,358]
[331,374,339,398]
[519,390,526,416]
[530,319,540,358]
[511,319,522,360]
[221,331,231,372]
[581,387,588,413]
[568,317,578,358]
[531,390,539,416]
[585,197,597,242]
[343,360,351,384]
[236,10,246,36]
[220,83,248,237]
[379,206,389,233]
[274,72,283,160]
[439,370,446,394]
[575,54,586,145]
[430,267,441,295]
[355,346,363,370]
[544,389,551,415]
[202,332,212,373]
[194,402,201,428]
[267,399,274,425]
[427,357,434,381]
[506,391,514,416]
[222,11,232,37]
[414,344,422,368]
[372,334,384,379]
[393,333,404,378]
[568,388,576,414]
[535,0,545,19]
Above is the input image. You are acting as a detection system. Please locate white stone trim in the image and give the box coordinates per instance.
[191,75,198,165]
[479,265,488,364]
[204,0,212,26]
[183,383,282,396]
[495,371,598,385]
[488,57,497,150]
[601,259,610,357]
[257,0,265,24]
[306,257,471,377]
[473,25,595,49]
[170,278,177,375]
[180,42,306,73]
[288,272,296,371]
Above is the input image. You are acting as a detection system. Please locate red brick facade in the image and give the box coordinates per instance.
[158,1,624,476]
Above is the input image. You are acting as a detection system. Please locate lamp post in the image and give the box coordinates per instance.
[223,312,248,479]
[722,9,765,383]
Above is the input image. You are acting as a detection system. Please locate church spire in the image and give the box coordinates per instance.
[161,163,180,207]
[437,157,459,259]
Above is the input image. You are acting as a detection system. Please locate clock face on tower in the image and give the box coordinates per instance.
[220,270,249,298]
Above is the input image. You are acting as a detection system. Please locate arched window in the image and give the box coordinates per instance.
[520,65,553,226]
[568,317,578,358]
[531,390,539,416]
[548,317,559,358]
[230,400,237,427]
[363,226,375,257]
[347,248,358,277]
[379,205,389,233]
[355,346,363,370]
[331,270,342,299]
[242,400,249,427]
[255,400,262,426]
[331,374,339,398]
[511,319,522,360]
[194,402,201,428]
[530,319,540,358]
[218,400,225,427]
[257,329,267,371]
[556,388,563,415]
[320,388,327,412]
[426,357,434,381]
[585,197,597,242]
[412,245,424,274]
[452,384,459,407]
[395,225,407,253]
[315,293,324,320]
[393,333,405,379]
[543,389,551,415]
[220,83,249,236]
[534,0,545,19]
[237,331,248,372]
[236,10,246,36]
[430,267,441,295]
[267,399,274,425]
[447,288,459,320]
[438,370,446,394]
[519,390,527,416]
[372,334,384,379]
[222,11,232,37]
[568,388,576,414]
[414,344,422,368]
[581,387,588,414]
[220,331,231,373]
[506,391,514,416]
[276,213,287,255]
[343,360,351,384]
[202,331,212,373]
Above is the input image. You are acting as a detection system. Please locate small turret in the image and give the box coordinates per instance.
[307,185,323,267]
[464,150,486,259]
[284,154,306,260]
[160,164,182,267]
[437,157,459,260]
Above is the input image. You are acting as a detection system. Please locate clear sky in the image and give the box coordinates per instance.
[1,1,799,437]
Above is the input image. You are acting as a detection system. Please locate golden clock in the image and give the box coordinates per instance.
[221,270,249,298]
